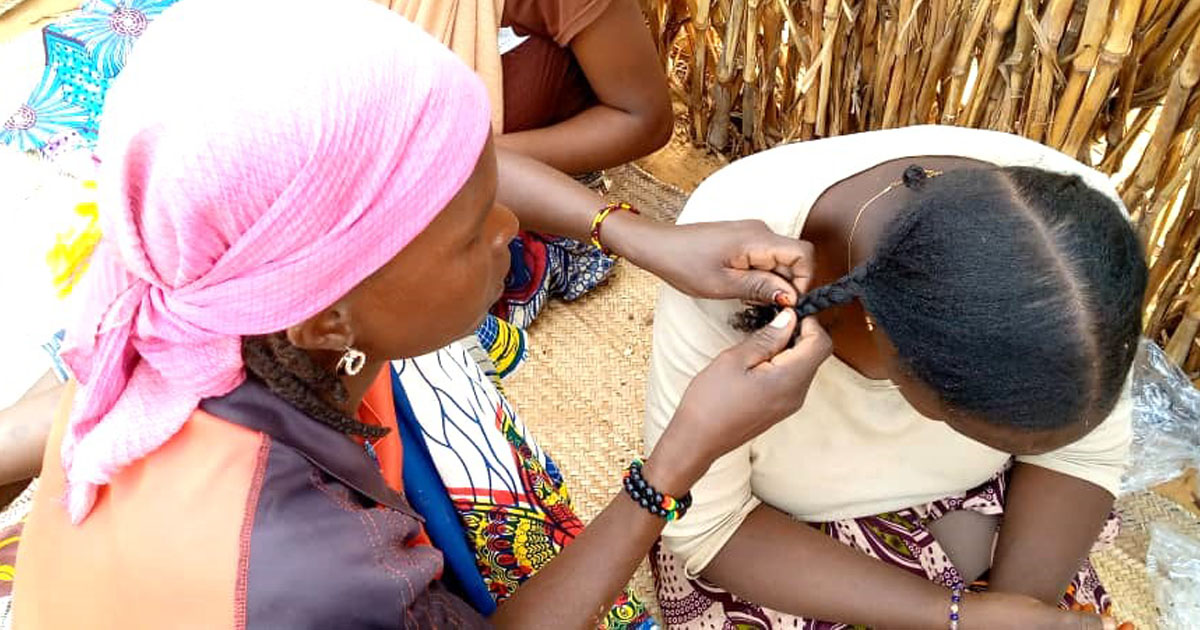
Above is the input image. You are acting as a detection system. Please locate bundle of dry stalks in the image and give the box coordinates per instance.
[642,0,1200,379]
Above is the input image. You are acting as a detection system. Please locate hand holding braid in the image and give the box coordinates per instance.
[732,265,870,333]
[731,164,936,335]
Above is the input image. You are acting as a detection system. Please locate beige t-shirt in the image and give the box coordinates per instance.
[643,125,1135,578]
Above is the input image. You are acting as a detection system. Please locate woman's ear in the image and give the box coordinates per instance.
[285,300,355,351]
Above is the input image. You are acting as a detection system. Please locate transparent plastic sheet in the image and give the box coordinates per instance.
[1123,339,1200,495]
[1147,522,1200,629]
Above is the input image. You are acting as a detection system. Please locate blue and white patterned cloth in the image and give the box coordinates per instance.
[1,0,178,156]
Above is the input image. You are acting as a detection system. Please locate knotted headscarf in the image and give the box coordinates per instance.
[60,0,492,523]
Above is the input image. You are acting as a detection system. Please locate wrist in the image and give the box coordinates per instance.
[912,584,959,630]
[597,208,654,262]
[643,427,712,497]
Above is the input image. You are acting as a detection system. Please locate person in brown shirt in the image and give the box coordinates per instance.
[498,0,672,175]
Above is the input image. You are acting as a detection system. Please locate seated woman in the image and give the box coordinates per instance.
[375,0,672,331]
[477,0,675,328]
[644,125,1146,629]
[9,0,852,627]
[494,0,671,176]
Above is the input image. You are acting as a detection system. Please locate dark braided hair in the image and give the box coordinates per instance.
[735,165,1147,432]
[733,265,868,330]
[242,333,389,438]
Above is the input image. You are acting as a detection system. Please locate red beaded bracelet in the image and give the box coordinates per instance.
[590,202,640,257]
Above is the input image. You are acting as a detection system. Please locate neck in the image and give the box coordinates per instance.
[337,360,387,416]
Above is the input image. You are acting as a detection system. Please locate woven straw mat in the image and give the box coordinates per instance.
[503,163,1194,627]
[1093,491,1200,629]
[503,164,683,618]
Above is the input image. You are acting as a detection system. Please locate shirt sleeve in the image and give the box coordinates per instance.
[642,153,811,577]
[503,0,614,46]
[644,283,762,577]
[1016,378,1133,497]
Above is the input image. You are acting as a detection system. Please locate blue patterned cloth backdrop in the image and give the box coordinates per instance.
[1,0,179,156]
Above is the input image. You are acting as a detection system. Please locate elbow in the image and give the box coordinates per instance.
[619,89,673,159]
[642,97,673,155]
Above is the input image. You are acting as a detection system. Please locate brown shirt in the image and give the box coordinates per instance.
[501,0,613,132]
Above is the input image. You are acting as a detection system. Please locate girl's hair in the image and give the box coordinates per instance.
[735,165,1147,431]
[241,333,389,438]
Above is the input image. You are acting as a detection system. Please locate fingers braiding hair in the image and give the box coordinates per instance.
[732,265,869,332]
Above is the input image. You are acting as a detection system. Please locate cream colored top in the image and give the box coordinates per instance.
[643,126,1134,578]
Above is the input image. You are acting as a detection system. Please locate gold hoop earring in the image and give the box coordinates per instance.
[336,346,367,376]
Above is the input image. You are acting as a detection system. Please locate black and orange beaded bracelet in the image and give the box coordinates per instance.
[622,458,692,522]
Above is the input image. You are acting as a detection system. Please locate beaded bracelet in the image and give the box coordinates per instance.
[590,202,640,257]
[948,585,963,630]
[622,459,692,521]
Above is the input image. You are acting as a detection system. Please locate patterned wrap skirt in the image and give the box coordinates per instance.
[650,471,1118,629]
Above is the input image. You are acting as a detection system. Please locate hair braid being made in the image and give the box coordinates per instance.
[241,333,389,438]
[732,265,869,332]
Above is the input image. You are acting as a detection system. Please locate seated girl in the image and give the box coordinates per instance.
[644,125,1146,629]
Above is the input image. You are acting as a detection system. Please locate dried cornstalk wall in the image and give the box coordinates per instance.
[643,0,1200,377]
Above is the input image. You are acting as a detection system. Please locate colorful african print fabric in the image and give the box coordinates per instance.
[1,0,179,157]
[650,470,1118,629]
[393,342,656,629]
[471,231,615,378]
[492,230,616,328]
[473,314,527,380]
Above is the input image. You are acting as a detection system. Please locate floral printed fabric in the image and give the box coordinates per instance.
[1,0,179,156]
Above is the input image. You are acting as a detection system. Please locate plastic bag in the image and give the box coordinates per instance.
[1147,522,1200,629]
[1123,339,1200,495]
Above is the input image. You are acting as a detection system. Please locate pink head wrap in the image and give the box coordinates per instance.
[60,0,491,523]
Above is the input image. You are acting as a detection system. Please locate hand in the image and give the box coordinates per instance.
[607,216,815,306]
[962,592,1118,630]
[644,311,831,494]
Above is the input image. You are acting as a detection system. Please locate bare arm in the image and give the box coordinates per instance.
[490,439,696,628]
[0,378,63,485]
[496,149,816,306]
[696,479,1115,629]
[495,147,609,241]
[702,504,952,628]
[988,463,1114,604]
[495,0,671,174]
[491,314,831,628]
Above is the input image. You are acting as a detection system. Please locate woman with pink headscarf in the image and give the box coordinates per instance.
[9,0,833,626]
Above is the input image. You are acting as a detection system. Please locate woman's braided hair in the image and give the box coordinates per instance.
[733,164,1147,432]
[733,265,869,331]
[241,333,389,438]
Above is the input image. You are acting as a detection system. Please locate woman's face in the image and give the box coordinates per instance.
[331,137,518,361]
